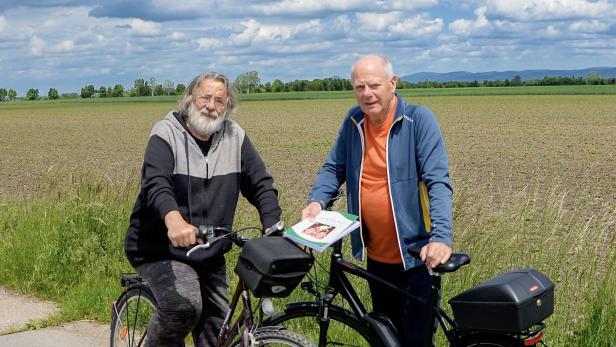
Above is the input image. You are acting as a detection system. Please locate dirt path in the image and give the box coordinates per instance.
[0,286,108,347]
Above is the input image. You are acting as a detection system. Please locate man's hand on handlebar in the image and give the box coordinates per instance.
[300,202,322,221]
[420,241,452,269]
[164,210,197,248]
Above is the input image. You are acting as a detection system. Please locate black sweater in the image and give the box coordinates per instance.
[125,111,281,267]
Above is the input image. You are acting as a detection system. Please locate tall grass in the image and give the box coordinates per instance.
[0,171,614,345]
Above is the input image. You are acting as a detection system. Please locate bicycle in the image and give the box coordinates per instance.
[110,222,316,347]
[262,239,554,347]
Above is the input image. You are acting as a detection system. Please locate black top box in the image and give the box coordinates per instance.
[449,269,554,333]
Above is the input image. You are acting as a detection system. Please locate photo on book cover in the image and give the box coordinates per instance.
[301,222,335,240]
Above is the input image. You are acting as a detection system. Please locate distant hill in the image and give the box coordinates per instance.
[400,67,616,83]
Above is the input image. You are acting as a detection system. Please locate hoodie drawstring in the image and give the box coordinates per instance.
[184,132,193,224]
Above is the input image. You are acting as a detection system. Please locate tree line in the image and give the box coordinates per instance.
[2,71,615,101]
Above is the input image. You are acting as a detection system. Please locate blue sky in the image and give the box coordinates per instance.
[1,0,615,95]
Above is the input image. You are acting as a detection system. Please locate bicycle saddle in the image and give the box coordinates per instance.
[408,246,471,273]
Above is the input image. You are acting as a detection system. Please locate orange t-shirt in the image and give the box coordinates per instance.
[360,98,402,264]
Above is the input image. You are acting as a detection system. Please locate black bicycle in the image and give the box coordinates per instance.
[110,223,316,347]
[262,238,554,347]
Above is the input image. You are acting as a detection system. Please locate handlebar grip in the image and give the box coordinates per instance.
[408,245,422,259]
[264,221,285,236]
[195,226,230,239]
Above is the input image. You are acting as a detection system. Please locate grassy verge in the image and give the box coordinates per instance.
[0,173,614,345]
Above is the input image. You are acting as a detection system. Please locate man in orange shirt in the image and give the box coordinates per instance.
[301,55,453,346]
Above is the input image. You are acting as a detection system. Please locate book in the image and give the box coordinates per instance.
[284,210,360,252]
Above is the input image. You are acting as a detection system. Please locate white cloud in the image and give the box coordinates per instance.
[487,0,616,21]
[0,16,6,32]
[129,19,160,36]
[197,37,222,50]
[54,40,75,52]
[383,0,438,10]
[256,0,366,15]
[230,18,322,46]
[449,6,490,36]
[355,12,442,38]
[542,25,560,38]
[391,14,443,36]
[30,35,45,55]
[169,31,185,40]
[569,20,610,33]
[355,12,402,31]
[255,0,438,15]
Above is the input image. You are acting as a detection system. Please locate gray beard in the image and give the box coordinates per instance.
[187,103,225,139]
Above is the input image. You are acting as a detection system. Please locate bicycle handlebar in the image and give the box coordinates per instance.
[186,222,285,257]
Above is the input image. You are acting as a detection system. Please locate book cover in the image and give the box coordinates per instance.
[284,210,359,252]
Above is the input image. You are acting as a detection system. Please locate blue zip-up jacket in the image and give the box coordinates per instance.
[308,94,452,269]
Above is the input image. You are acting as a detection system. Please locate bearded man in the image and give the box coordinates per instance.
[125,72,282,346]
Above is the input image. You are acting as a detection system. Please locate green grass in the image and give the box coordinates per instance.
[0,172,613,346]
[2,85,616,107]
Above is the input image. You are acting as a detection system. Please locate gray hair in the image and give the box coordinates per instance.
[351,55,395,80]
[179,72,239,117]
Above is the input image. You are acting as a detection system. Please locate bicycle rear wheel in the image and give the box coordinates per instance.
[231,327,316,346]
[110,286,157,347]
[263,302,380,347]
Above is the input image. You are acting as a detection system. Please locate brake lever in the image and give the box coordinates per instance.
[264,221,285,236]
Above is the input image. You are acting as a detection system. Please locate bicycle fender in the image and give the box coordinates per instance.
[362,313,400,347]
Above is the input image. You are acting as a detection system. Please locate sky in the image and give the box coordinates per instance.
[1,0,616,95]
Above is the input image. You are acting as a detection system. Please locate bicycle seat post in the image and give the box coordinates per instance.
[424,267,442,346]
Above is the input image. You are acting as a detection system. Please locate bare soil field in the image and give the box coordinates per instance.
[1,95,614,213]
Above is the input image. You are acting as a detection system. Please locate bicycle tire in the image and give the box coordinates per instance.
[110,285,157,347]
[231,326,317,347]
[458,333,524,347]
[263,302,381,347]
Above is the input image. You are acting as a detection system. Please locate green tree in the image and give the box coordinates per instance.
[154,84,164,96]
[99,86,108,98]
[511,75,522,86]
[234,71,260,93]
[26,88,39,100]
[175,84,186,95]
[133,79,151,96]
[8,89,17,100]
[271,79,283,92]
[48,88,59,100]
[587,71,601,85]
[149,77,157,96]
[0,88,7,101]
[111,84,124,97]
[80,85,95,98]
[163,80,175,95]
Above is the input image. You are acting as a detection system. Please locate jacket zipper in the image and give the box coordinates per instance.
[352,117,367,261]
[386,116,407,269]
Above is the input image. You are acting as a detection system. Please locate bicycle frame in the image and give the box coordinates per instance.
[216,279,257,347]
[313,241,460,346]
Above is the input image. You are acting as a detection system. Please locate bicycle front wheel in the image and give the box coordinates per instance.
[263,302,380,347]
[110,286,157,347]
[231,327,316,347]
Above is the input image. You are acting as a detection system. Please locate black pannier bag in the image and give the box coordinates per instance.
[449,269,554,333]
[234,236,313,298]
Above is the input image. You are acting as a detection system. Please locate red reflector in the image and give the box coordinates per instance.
[524,330,544,346]
[529,285,539,292]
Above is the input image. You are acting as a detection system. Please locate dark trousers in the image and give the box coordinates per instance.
[367,258,439,347]
[136,259,229,347]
